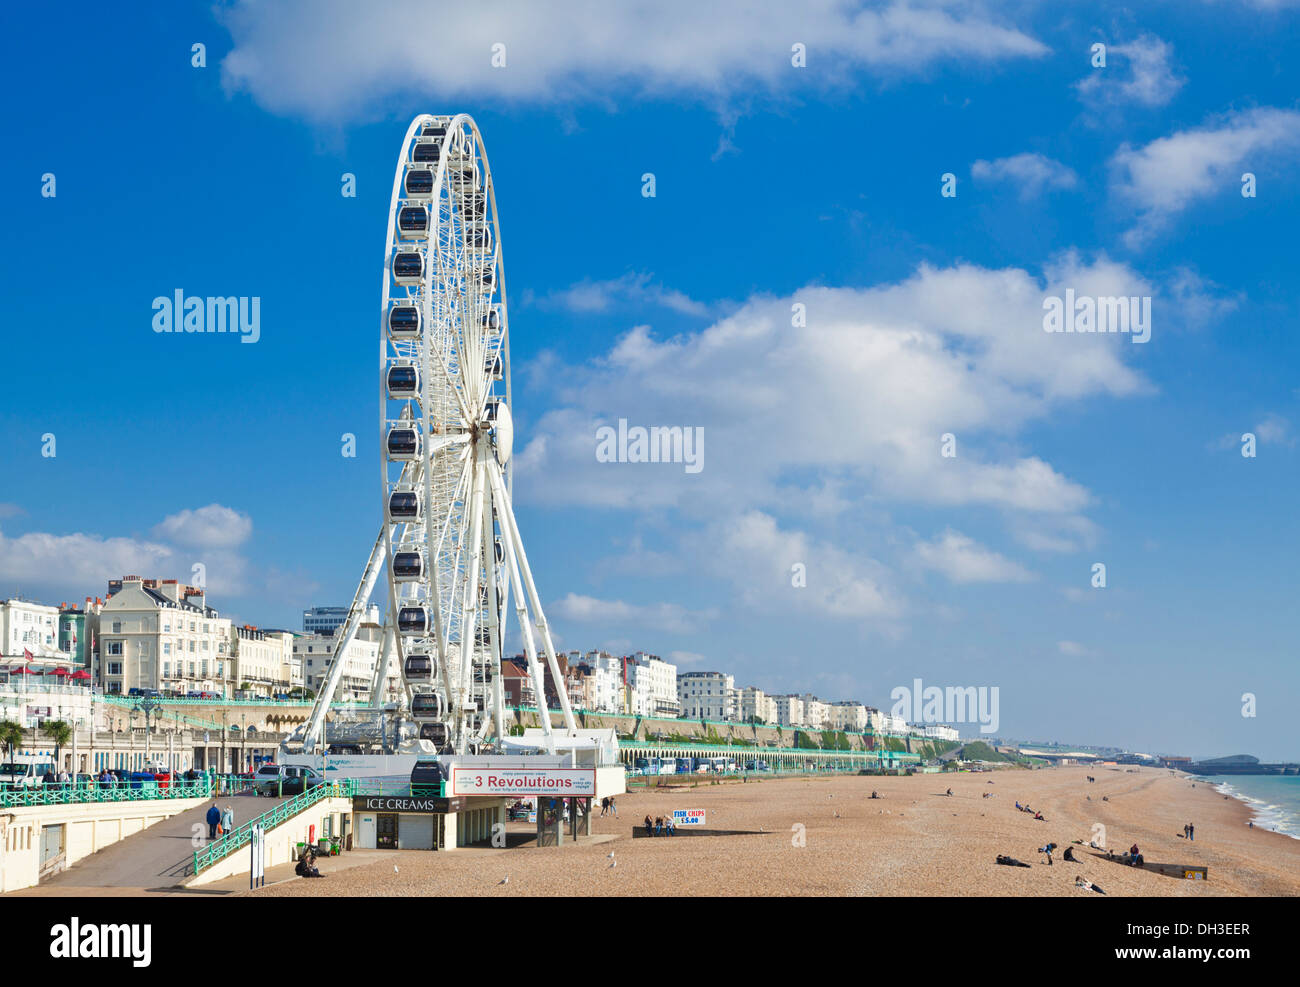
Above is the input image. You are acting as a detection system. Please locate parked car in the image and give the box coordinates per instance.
[253,764,326,797]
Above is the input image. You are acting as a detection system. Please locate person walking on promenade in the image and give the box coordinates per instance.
[609,796,617,818]
[205,801,221,840]
[221,804,234,835]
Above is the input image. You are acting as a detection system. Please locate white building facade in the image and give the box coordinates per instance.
[678,671,737,721]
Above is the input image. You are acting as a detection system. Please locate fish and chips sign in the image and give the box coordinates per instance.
[672,809,706,827]
[449,767,596,797]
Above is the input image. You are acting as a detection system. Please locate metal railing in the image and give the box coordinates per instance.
[0,778,213,808]
[192,778,357,875]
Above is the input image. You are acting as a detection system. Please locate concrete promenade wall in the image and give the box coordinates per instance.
[185,796,354,888]
[509,708,931,754]
[0,796,208,893]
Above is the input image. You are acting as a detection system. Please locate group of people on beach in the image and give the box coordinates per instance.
[1013,801,1046,820]
[295,849,324,878]
[643,814,676,837]
[1182,822,1195,841]
[599,797,618,817]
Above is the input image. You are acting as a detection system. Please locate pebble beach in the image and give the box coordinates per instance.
[242,766,1300,897]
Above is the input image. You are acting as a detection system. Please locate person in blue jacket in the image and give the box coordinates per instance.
[205,801,221,839]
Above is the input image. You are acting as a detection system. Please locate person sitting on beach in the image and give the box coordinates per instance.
[1075,875,1105,894]
[1128,843,1143,866]
[644,814,655,837]
[1015,801,1022,811]
[996,855,1031,868]
[946,788,953,797]
[295,851,324,878]
[870,790,879,799]
[665,817,676,836]
[1033,812,1045,820]
[1063,845,1078,862]
[655,816,664,836]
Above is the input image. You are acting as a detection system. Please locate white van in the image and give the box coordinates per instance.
[0,754,56,789]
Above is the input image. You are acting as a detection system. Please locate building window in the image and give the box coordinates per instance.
[107,641,123,656]
[108,662,122,675]
[112,621,122,633]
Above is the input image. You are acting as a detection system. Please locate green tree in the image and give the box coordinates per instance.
[0,720,24,760]
[43,719,73,767]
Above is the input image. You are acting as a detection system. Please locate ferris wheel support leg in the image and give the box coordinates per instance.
[487,459,579,737]
[301,525,388,754]
[481,497,507,742]
[456,459,488,745]
[488,466,552,744]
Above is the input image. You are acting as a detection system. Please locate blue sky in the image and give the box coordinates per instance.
[2,1,1298,758]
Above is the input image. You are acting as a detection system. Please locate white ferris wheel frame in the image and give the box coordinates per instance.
[299,113,577,755]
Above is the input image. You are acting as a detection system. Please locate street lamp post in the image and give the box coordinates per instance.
[132,697,162,768]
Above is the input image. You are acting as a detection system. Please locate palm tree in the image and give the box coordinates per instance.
[43,719,73,769]
[0,720,24,761]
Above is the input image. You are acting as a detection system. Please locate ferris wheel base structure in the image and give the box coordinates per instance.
[284,113,607,767]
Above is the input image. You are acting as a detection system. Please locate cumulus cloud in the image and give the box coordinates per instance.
[218,0,1047,122]
[1111,107,1300,247]
[1075,34,1183,110]
[971,152,1077,199]
[0,504,256,601]
[515,257,1157,525]
[914,529,1033,583]
[711,511,900,619]
[0,529,176,593]
[152,504,253,548]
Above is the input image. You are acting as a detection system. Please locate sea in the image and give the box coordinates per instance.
[1202,774,1300,840]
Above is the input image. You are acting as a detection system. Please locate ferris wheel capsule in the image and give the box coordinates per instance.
[485,354,503,380]
[404,168,434,199]
[392,548,426,581]
[418,722,449,746]
[410,691,447,720]
[403,653,436,681]
[385,427,420,460]
[386,361,421,399]
[397,606,431,635]
[388,302,421,339]
[481,309,501,334]
[392,250,425,285]
[397,204,430,239]
[387,487,422,522]
[410,139,441,164]
[420,122,447,138]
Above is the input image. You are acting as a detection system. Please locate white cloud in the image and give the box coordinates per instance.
[712,511,900,619]
[0,529,176,594]
[153,504,253,548]
[218,0,1048,121]
[1057,640,1089,656]
[1254,413,1295,448]
[0,504,257,601]
[971,153,1077,199]
[1111,107,1300,247]
[527,272,710,317]
[516,257,1154,524]
[550,593,715,633]
[1075,35,1183,110]
[914,529,1033,583]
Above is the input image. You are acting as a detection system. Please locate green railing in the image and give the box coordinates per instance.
[0,779,213,808]
[192,779,357,875]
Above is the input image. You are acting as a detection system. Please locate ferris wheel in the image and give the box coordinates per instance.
[298,114,578,756]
